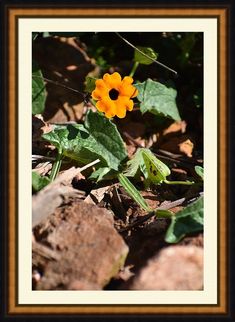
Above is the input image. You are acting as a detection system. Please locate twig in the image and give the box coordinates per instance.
[116,32,178,75]
[79,159,100,172]
[33,75,86,97]
[32,154,56,161]
[111,186,127,220]
[118,197,185,232]
[32,75,97,108]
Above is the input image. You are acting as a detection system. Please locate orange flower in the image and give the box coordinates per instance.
[91,72,138,118]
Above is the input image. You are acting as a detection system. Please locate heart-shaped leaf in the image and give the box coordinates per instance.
[135,79,181,121]
[42,111,127,173]
[165,196,203,243]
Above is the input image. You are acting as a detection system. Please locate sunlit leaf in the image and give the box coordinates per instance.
[165,196,203,243]
[32,171,50,192]
[195,166,204,180]
[42,111,127,173]
[118,173,151,212]
[135,79,181,121]
[134,46,158,65]
[124,148,143,177]
[85,76,97,93]
[140,148,171,184]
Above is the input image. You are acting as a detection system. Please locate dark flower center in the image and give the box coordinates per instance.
[109,88,119,100]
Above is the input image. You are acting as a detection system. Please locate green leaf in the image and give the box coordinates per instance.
[42,111,127,172]
[32,172,50,192]
[124,148,143,177]
[118,173,151,212]
[89,167,116,182]
[125,148,171,183]
[42,32,50,38]
[134,46,158,65]
[135,79,181,121]
[124,147,171,185]
[32,63,46,115]
[85,76,97,93]
[155,209,174,218]
[195,166,204,180]
[165,196,203,243]
[84,111,127,170]
[140,148,171,184]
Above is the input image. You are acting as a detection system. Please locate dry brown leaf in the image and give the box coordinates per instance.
[159,136,194,158]
[163,120,187,136]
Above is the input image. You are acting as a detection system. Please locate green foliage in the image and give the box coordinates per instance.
[134,46,158,65]
[125,148,193,186]
[195,166,204,180]
[124,148,143,178]
[85,76,97,93]
[32,171,50,192]
[42,111,127,174]
[165,196,204,243]
[135,79,181,121]
[32,62,46,115]
[84,111,127,170]
[89,167,114,182]
[156,209,174,218]
[118,173,151,212]
[140,149,171,184]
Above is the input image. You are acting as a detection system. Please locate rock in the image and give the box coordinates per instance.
[34,202,129,290]
[129,245,203,290]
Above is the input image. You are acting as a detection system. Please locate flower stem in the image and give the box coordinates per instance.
[49,150,63,182]
[129,61,139,78]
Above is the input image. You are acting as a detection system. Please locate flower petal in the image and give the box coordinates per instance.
[91,79,109,100]
[115,106,127,118]
[96,97,116,118]
[118,76,138,98]
[122,76,134,84]
[92,72,136,118]
[116,96,134,116]
[119,84,138,98]
[103,72,122,89]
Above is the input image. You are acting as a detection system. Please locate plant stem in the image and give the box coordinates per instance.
[164,180,194,185]
[49,150,63,182]
[129,61,139,78]
[117,173,151,212]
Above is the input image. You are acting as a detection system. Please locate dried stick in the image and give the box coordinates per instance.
[116,32,177,75]
[118,197,185,233]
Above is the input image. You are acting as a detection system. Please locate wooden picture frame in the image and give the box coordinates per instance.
[1,0,233,320]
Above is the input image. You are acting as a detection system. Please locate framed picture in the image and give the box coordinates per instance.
[1,0,234,320]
